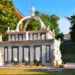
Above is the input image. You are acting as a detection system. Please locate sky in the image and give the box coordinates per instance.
[13,0,75,34]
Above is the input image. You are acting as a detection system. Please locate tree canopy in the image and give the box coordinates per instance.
[0,0,62,40]
[67,15,75,42]
[0,0,20,40]
[26,11,60,37]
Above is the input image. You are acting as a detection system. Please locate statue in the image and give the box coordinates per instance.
[30,7,35,16]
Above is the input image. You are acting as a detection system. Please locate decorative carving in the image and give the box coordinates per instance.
[30,7,35,16]
[16,16,46,32]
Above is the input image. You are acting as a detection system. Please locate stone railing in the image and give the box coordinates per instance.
[8,31,48,41]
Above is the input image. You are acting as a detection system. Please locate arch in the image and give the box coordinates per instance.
[16,16,46,32]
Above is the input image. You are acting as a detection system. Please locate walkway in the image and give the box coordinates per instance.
[0,63,75,71]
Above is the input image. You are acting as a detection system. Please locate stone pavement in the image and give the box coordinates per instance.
[0,63,75,71]
[64,63,75,69]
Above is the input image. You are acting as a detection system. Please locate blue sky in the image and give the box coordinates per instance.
[13,0,75,34]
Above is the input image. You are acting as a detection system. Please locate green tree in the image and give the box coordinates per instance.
[0,0,20,41]
[26,12,52,31]
[56,33,64,41]
[26,11,60,38]
[40,13,52,28]
[50,14,60,36]
[67,15,75,42]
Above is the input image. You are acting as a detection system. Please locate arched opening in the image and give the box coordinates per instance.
[19,19,41,31]
[16,16,46,32]
[19,19,27,31]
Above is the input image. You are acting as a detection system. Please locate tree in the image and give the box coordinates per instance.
[26,11,60,38]
[67,15,75,42]
[50,14,60,36]
[56,33,64,41]
[0,0,20,41]
[25,11,52,31]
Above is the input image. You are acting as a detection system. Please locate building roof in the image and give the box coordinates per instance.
[16,10,24,19]
[64,34,71,39]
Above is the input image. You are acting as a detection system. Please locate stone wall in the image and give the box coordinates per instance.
[1,39,62,66]
[52,39,62,66]
[1,40,55,66]
[0,47,3,66]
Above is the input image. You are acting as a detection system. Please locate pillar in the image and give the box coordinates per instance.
[16,34,18,41]
[30,45,34,64]
[26,32,29,40]
[19,46,22,64]
[42,45,46,65]
[8,46,12,64]
[38,33,40,40]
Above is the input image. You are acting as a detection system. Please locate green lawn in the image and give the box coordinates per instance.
[0,69,75,75]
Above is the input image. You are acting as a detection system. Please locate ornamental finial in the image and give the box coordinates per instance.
[30,7,35,16]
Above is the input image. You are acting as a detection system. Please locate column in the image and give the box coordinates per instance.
[12,35,14,41]
[26,32,29,40]
[30,33,32,40]
[30,45,34,64]
[46,33,48,39]
[19,46,22,64]
[9,35,11,41]
[1,47,4,65]
[0,49,3,66]
[51,44,55,66]
[16,34,18,41]
[8,46,12,64]
[38,33,40,40]
[42,45,46,65]
[23,34,26,40]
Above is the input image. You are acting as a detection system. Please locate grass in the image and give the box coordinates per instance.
[0,69,49,74]
[0,69,75,75]
[60,40,75,63]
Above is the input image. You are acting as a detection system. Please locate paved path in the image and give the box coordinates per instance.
[0,63,75,71]
[64,63,75,69]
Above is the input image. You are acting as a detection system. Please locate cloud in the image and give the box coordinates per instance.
[58,17,71,34]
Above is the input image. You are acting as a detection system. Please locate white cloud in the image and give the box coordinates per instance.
[58,17,71,34]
